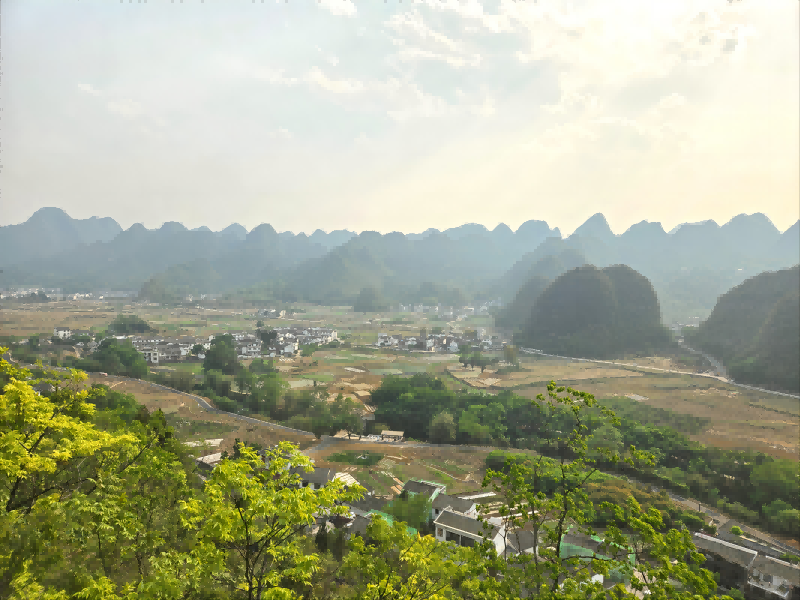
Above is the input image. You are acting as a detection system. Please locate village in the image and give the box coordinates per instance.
[190,443,800,599]
[41,307,507,366]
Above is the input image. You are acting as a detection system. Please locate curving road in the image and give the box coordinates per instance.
[14,361,318,438]
[518,348,799,400]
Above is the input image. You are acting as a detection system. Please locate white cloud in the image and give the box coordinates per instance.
[318,0,356,17]
[77,83,102,97]
[106,99,142,119]
[385,10,482,68]
[306,66,365,94]
[220,56,300,86]
[271,128,293,140]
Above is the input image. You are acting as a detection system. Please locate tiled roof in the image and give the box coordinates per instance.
[432,494,475,514]
[752,555,800,586]
[290,466,335,486]
[506,530,538,554]
[693,533,758,568]
[403,480,444,499]
[434,510,499,539]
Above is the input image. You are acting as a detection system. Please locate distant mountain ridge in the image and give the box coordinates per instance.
[1,208,797,324]
[0,207,122,265]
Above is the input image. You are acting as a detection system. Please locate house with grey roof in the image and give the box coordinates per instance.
[402,479,446,502]
[290,466,336,490]
[747,555,800,600]
[434,509,506,554]
[431,493,478,521]
[693,532,758,590]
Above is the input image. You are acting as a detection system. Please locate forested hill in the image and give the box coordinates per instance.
[495,247,587,328]
[685,265,800,393]
[516,264,671,359]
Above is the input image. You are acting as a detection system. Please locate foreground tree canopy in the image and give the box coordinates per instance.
[1,348,735,600]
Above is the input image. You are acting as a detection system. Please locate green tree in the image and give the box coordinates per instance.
[0,351,187,596]
[256,320,265,328]
[178,443,364,599]
[258,327,278,347]
[107,314,153,335]
[383,491,433,532]
[190,344,205,356]
[202,334,238,375]
[204,369,234,399]
[340,515,502,600]
[481,382,718,598]
[301,344,319,357]
[503,344,519,366]
[87,338,149,378]
[428,411,457,444]
[588,423,623,460]
[330,394,363,439]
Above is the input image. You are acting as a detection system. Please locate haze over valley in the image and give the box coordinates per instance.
[2,1,798,597]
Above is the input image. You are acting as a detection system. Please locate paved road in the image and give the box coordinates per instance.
[518,348,799,399]
[674,340,728,379]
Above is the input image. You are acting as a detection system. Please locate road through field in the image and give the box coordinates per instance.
[519,348,799,399]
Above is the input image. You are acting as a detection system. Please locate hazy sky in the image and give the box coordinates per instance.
[3,0,798,236]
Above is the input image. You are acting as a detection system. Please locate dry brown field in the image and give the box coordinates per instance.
[507,359,799,460]
[0,303,121,337]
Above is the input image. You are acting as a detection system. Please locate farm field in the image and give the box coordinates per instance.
[508,357,800,460]
[84,374,317,454]
[3,302,797,460]
[0,301,476,346]
[307,439,495,496]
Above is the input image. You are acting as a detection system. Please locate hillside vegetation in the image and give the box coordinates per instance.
[685,265,800,393]
[495,248,587,328]
[1,353,727,599]
[516,264,671,358]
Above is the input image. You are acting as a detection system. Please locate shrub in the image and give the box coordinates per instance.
[680,512,706,532]
[730,525,743,536]
[702,523,717,535]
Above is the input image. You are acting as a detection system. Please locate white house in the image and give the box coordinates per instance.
[431,494,478,522]
[54,327,72,339]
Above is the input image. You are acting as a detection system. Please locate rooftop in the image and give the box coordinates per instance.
[432,493,476,514]
[434,509,500,539]
[693,533,758,568]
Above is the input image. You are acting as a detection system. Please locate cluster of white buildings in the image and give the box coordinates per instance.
[0,287,64,300]
[375,330,502,353]
[394,301,501,320]
[125,326,338,365]
[271,326,338,349]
